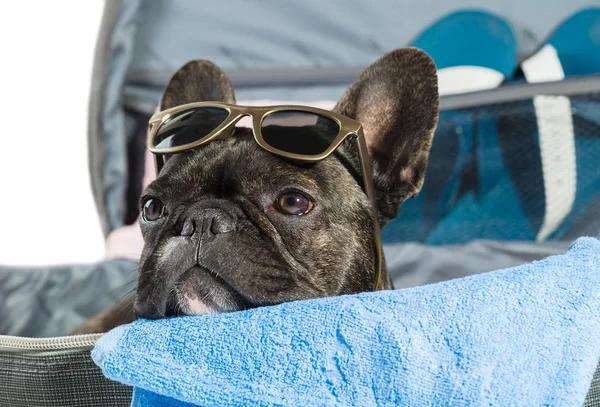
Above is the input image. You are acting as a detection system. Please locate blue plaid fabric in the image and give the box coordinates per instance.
[382,91,600,244]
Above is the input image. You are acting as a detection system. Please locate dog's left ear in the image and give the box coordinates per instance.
[334,48,439,223]
[160,59,236,110]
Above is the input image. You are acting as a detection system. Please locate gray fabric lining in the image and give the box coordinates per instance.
[386,239,571,289]
[99,0,144,236]
[88,0,125,237]
[0,351,132,407]
[89,0,145,236]
[0,261,137,338]
[126,0,591,74]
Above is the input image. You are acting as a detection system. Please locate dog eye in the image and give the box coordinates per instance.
[276,191,314,216]
[142,198,166,221]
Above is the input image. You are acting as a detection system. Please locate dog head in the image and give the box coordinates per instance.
[134,48,438,318]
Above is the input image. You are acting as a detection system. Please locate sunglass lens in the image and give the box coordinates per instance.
[261,111,340,156]
[153,107,229,149]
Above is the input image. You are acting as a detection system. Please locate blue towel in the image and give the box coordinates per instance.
[93,237,600,406]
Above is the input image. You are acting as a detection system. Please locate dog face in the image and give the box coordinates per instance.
[134,48,439,319]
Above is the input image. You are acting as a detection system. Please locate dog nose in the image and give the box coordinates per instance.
[179,208,236,237]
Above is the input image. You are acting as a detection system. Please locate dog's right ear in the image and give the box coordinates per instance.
[333,48,439,223]
[160,60,236,110]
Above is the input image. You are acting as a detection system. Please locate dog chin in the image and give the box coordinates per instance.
[180,295,215,315]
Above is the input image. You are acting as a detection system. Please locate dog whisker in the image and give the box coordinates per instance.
[111,296,137,319]
[88,278,137,306]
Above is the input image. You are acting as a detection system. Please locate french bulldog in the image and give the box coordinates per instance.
[73,47,439,334]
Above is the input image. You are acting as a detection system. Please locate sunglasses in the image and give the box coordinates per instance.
[147,102,383,290]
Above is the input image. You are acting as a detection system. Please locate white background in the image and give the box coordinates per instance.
[0,1,105,265]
